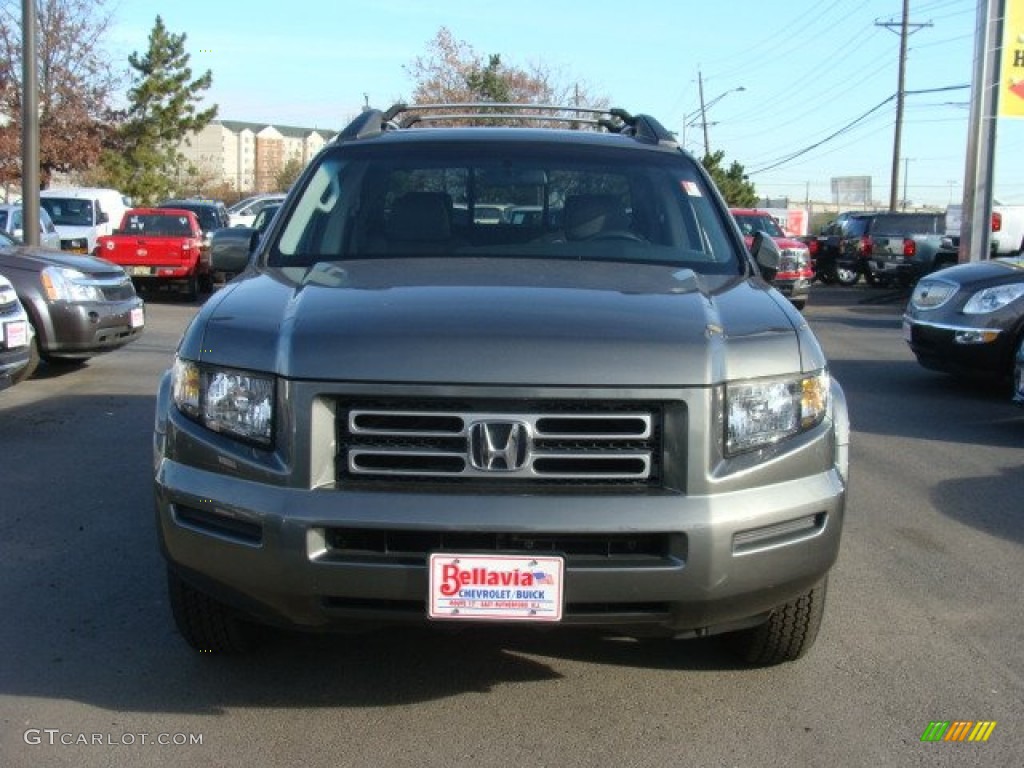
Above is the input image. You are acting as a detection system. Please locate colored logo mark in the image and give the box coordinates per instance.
[920,721,997,743]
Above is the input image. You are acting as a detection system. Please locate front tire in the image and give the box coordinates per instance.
[724,577,828,665]
[167,569,259,654]
[182,274,199,302]
[833,266,861,286]
[10,333,40,384]
[198,270,215,294]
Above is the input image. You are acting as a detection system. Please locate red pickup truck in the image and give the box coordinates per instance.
[94,208,212,300]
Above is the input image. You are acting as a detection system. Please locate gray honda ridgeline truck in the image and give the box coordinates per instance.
[154,104,849,665]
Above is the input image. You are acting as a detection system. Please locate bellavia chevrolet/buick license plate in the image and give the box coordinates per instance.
[428,553,564,622]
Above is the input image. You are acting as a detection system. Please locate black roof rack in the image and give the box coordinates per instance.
[334,103,678,148]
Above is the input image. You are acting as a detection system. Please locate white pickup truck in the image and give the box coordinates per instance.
[945,203,1024,256]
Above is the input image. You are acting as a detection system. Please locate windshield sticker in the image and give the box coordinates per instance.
[682,180,702,197]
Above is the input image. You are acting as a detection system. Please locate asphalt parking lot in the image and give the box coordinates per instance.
[0,281,1021,768]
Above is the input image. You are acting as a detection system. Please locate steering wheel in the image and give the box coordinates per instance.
[588,230,646,242]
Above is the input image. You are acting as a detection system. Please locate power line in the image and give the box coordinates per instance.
[747,85,969,175]
[747,96,895,174]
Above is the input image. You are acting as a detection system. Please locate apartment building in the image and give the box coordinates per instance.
[178,120,335,193]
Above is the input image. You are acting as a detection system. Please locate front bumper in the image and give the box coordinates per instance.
[773,276,812,305]
[1,307,32,387]
[154,377,848,638]
[0,345,31,388]
[902,315,1014,376]
[37,297,145,359]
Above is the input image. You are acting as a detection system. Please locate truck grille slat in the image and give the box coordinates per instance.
[337,399,664,488]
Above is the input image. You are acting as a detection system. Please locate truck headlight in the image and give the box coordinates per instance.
[40,266,105,302]
[171,357,274,446]
[725,370,830,455]
[962,284,1024,314]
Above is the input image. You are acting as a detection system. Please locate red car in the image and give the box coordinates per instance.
[95,208,212,300]
[731,208,813,310]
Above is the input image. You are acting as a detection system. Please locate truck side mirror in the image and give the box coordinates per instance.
[751,231,780,281]
[211,227,259,275]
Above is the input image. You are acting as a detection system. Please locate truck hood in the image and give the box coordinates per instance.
[185,258,814,387]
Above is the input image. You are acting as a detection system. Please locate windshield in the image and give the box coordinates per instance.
[40,198,95,226]
[123,212,194,237]
[871,214,942,236]
[733,213,784,238]
[270,142,741,274]
[161,204,222,232]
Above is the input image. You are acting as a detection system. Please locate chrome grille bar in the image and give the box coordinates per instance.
[343,408,655,481]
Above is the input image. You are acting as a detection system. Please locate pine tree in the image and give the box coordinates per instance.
[701,150,758,207]
[101,15,216,203]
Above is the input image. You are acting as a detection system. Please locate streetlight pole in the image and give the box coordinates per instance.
[686,72,745,156]
[21,0,40,245]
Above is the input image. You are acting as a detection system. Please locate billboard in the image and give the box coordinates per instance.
[830,176,872,207]
[1001,0,1024,118]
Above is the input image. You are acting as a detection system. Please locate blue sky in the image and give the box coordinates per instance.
[106,0,1022,208]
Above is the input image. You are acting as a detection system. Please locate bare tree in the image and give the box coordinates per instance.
[403,27,608,127]
[0,0,119,187]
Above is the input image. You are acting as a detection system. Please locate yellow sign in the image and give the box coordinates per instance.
[1002,0,1024,117]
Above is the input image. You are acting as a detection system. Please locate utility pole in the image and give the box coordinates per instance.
[698,70,710,157]
[877,2,932,212]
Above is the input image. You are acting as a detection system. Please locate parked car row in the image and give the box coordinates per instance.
[806,211,957,288]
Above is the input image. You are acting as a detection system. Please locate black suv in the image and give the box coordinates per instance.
[155,104,849,665]
[157,199,229,245]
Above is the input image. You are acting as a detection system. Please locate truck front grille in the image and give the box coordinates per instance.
[335,398,666,489]
[94,275,137,301]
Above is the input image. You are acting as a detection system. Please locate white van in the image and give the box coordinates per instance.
[39,187,129,254]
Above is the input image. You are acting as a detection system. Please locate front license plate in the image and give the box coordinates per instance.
[902,320,912,342]
[129,307,144,328]
[428,553,564,622]
[4,320,27,349]
[129,266,151,276]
